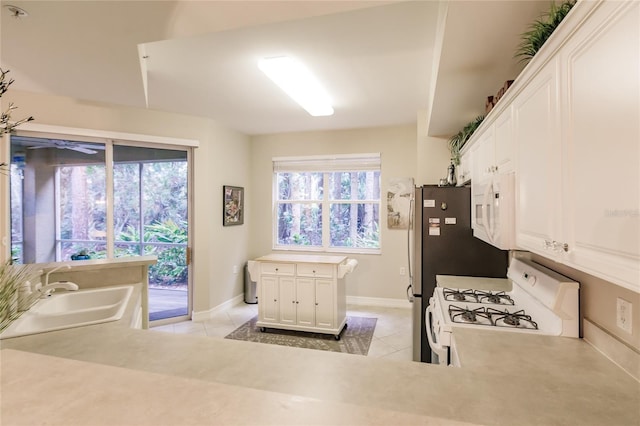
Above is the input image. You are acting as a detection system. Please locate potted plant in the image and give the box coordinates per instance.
[71,249,91,261]
[515,0,576,63]
[0,260,42,333]
[448,115,485,165]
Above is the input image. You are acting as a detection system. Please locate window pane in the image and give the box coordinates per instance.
[114,163,141,244]
[277,203,322,246]
[115,242,142,258]
[328,171,381,200]
[144,245,188,287]
[277,172,323,200]
[59,165,107,241]
[10,164,23,263]
[330,203,380,248]
[142,162,188,235]
[60,241,107,262]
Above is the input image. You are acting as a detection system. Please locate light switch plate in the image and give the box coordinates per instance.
[616,298,632,334]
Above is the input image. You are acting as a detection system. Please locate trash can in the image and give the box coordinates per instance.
[244,263,257,304]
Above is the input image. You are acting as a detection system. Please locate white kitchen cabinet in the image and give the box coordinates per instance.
[510,0,639,291]
[473,125,496,184]
[457,144,474,185]
[558,0,640,291]
[252,254,355,339]
[514,57,562,259]
[259,275,285,324]
[493,106,514,174]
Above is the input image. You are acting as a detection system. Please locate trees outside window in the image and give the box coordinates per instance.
[274,154,381,253]
[57,160,187,288]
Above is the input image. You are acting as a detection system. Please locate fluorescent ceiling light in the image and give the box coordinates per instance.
[258,56,334,117]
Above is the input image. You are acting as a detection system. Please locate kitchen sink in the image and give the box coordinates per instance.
[33,286,132,314]
[0,285,133,339]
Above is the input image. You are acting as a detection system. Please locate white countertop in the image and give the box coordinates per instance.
[255,253,348,264]
[2,349,472,426]
[1,293,638,425]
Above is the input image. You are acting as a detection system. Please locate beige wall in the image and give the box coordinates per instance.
[416,110,450,186]
[531,254,640,352]
[2,90,251,315]
[250,124,431,301]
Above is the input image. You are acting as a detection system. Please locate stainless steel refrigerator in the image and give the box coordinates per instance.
[410,185,509,363]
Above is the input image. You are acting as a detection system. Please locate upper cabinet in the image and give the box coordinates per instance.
[513,58,562,259]
[558,0,639,291]
[461,0,639,292]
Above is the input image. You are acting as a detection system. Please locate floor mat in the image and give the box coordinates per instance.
[224,315,377,356]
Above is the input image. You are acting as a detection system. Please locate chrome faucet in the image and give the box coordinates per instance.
[38,265,78,298]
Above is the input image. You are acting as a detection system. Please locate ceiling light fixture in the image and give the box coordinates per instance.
[258,56,334,117]
[3,5,29,18]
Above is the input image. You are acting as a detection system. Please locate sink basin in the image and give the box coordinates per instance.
[0,285,133,339]
[33,286,132,314]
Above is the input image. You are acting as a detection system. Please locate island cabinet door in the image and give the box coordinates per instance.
[295,278,316,327]
[315,279,335,329]
[259,276,280,323]
[278,277,297,325]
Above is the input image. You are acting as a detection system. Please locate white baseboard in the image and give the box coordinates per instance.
[192,293,244,322]
[346,296,411,309]
[583,318,640,382]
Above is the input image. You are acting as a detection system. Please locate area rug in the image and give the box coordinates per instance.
[225,316,377,356]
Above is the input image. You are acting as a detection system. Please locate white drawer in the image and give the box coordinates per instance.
[296,263,334,278]
[260,263,295,276]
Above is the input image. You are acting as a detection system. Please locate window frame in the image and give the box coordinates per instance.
[272,154,381,255]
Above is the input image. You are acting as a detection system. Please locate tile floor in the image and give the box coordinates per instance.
[150,303,413,362]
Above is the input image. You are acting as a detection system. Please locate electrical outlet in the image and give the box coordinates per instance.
[232,265,239,274]
[399,267,406,276]
[616,298,632,334]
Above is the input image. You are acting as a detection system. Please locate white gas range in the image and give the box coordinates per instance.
[426,258,580,366]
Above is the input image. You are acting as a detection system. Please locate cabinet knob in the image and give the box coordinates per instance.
[275,268,279,272]
[296,301,299,304]
[315,302,319,306]
[312,270,316,273]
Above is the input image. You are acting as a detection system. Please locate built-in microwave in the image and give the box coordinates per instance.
[471,172,516,250]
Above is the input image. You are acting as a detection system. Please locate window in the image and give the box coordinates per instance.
[273,154,381,253]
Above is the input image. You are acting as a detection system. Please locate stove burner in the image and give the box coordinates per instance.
[442,288,516,305]
[443,289,479,303]
[448,305,491,325]
[504,315,520,327]
[475,290,515,305]
[487,308,538,330]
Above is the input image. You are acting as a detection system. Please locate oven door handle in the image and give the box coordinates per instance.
[425,304,448,360]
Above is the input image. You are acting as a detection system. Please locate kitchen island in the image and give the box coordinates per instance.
[1,289,638,426]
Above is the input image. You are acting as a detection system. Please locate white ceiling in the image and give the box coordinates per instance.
[0,0,551,137]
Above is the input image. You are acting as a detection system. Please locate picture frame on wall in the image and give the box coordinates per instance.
[223,185,244,226]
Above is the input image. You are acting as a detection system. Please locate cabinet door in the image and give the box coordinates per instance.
[458,147,473,185]
[295,278,316,327]
[473,126,496,184]
[560,1,640,290]
[514,58,562,257]
[259,276,279,323]
[314,279,335,329]
[278,277,297,325]
[494,106,514,174]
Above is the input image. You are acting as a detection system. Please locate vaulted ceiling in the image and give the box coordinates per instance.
[1,1,551,137]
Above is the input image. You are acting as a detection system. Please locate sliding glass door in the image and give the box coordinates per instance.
[113,145,189,321]
[10,136,192,323]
